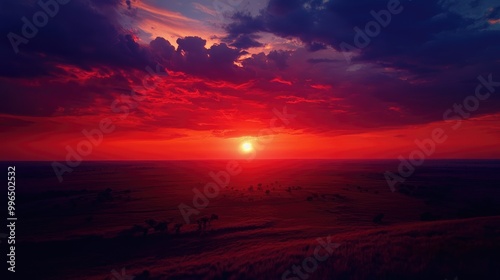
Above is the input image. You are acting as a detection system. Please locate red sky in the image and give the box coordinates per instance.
[1,0,499,160]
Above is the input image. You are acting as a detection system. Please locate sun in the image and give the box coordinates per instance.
[241,141,254,153]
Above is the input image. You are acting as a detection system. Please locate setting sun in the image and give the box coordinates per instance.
[241,142,254,153]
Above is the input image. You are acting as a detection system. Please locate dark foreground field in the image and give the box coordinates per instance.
[6,160,500,279]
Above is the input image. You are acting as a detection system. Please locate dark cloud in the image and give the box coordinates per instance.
[241,50,293,72]
[0,0,254,82]
[267,50,292,70]
[225,0,500,73]
[0,0,151,77]
[209,43,242,66]
[307,58,338,64]
[0,0,256,118]
[229,34,264,49]
[149,37,175,62]
[307,41,328,51]
[167,36,252,82]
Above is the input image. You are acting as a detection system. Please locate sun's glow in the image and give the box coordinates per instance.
[241,142,254,153]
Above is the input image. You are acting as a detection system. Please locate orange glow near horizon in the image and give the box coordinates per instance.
[2,112,500,161]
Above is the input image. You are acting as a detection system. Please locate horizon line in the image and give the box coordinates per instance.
[2,158,500,162]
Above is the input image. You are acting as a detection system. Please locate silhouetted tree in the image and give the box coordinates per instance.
[200,216,209,229]
[209,214,219,225]
[174,223,183,235]
[145,219,157,228]
[154,221,169,233]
